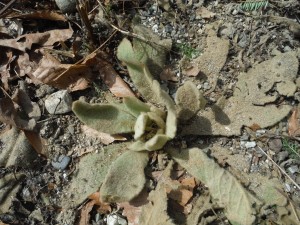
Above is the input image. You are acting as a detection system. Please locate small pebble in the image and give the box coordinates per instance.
[284,183,291,192]
[255,129,266,137]
[106,214,127,225]
[203,82,210,90]
[51,155,71,170]
[240,133,250,141]
[55,0,76,13]
[277,151,289,162]
[268,138,282,153]
[244,141,256,149]
[287,165,299,174]
[45,90,72,114]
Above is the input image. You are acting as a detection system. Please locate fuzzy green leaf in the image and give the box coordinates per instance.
[151,79,177,138]
[100,151,148,202]
[134,113,150,140]
[175,81,206,121]
[167,147,261,225]
[117,39,160,104]
[145,134,170,151]
[123,96,151,117]
[132,24,172,79]
[72,100,137,134]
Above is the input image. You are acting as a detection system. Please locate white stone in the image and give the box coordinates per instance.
[244,141,256,149]
[107,214,127,225]
[45,90,72,114]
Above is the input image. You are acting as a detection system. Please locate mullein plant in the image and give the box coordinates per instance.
[72,27,295,224]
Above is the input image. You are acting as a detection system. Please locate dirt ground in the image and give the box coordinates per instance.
[0,0,300,224]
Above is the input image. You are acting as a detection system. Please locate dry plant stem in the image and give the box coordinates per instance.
[76,0,96,46]
[0,86,13,100]
[257,146,300,190]
[0,0,17,17]
[109,23,180,55]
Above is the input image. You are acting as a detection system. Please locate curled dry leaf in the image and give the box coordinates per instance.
[97,55,135,97]
[79,200,96,225]
[0,97,36,130]
[7,10,67,21]
[31,52,91,90]
[88,192,111,214]
[0,27,73,51]
[288,108,300,136]
[81,125,126,145]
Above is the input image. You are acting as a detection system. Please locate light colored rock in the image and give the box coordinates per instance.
[107,214,127,225]
[55,0,76,13]
[51,155,71,170]
[45,90,72,114]
[245,141,256,149]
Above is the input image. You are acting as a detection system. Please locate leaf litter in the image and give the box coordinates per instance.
[0,0,300,224]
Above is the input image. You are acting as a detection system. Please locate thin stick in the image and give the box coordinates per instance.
[257,146,300,190]
[108,22,180,55]
[0,0,17,16]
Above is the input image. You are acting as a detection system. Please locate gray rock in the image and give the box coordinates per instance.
[55,0,76,13]
[287,165,299,174]
[45,90,72,114]
[268,138,282,153]
[277,151,289,162]
[51,155,71,170]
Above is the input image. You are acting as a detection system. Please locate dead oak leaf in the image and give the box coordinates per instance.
[288,108,300,136]
[0,27,73,51]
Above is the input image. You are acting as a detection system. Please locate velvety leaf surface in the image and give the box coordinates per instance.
[175,81,206,121]
[72,100,137,134]
[167,147,261,225]
[100,151,149,202]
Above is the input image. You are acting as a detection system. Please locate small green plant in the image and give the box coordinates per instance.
[175,42,200,59]
[282,138,300,159]
[240,0,269,11]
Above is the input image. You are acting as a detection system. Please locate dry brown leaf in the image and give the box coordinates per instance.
[0,97,36,130]
[88,192,112,214]
[180,177,196,190]
[31,52,91,90]
[168,188,193,206]
[182,64,200,77]
[288,109,300,136]
[0,27,73,51]
[97,57,135,97]
[160,66,178,81]
[79,200,96,225]
[119,189,149,225]
[81,125,127,145]
[249,123,262,131]
[0,50,13,90]
[23,130,47,156]
[7,10,67,21]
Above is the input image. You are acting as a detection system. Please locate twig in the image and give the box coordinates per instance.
[0,0,17,17]
[257,146,300,190]
[108,22,180,55]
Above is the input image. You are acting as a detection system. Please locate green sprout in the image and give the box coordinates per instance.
[175,42,200,59]
[282,138,300,159]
